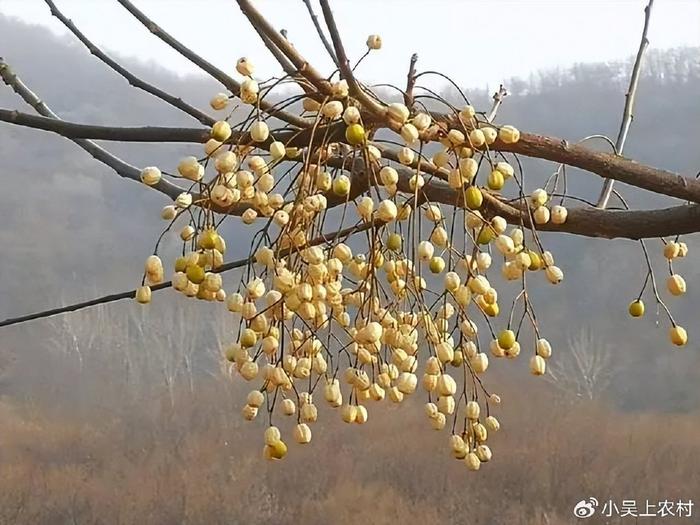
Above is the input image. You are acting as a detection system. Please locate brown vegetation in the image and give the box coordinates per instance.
[1,377,697,525]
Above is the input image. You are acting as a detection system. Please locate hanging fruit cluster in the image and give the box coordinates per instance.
[133,33,690,470]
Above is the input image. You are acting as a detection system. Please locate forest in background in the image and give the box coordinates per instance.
[0,13,699,524]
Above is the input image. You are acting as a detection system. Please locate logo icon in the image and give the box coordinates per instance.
[573,498,598,519]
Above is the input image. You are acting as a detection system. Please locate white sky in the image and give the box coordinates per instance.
[1,0,699,90]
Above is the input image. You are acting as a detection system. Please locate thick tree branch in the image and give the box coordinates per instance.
[44,0,216,126]
[236,0,333,97]
[597,0,654,208]
[4,106,700,206]
[393,167,700,240]
[0,109,209,142]
[115,0,308,128]
[494,132,700,204]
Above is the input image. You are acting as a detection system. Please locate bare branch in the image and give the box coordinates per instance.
[0,109,208,142]
[115,0,308,128]
[404,53,418,109]
[318,0,386,117]
[0,57,188,201]
[0,220,379,328]
[486,84,508,123]
[44,0,216,126]
[301,0,338,65]
[597,0,654,208]
[236,0,333,96]
[493,132,700,204]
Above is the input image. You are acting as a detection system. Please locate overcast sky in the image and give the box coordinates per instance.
[1,0,699,90]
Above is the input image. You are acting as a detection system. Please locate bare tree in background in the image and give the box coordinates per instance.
[545,329,617,401]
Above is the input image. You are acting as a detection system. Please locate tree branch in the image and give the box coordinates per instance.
[494,132,700,204]
[0,109,209,142]
[0,220,378,328]
[236,0,333,97]
[0,57,189,201]
[597,0,654,208]
[318,0,386,118]
[404,53,418,109]
[301,0,338,65]
[392,165,700,240]
[115,0,308,128]
[44,0,216,126]
[4,105,699,205]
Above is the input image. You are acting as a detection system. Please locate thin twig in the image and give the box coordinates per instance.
[0,57,187,200]
[404,53,418,109]
[0,220,378,328]
[486,84,508,123]
[596,0,654,208]
[317,0,385,117]
[44,0,215,126]
[115,0,308,128]
[301,0,338,65]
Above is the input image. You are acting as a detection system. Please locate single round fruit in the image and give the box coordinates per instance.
[528,251,542,271]
[211,120,232,142]
[174,256,187,273]
[628,300,645,318]
[198,229,219,250]
[345,123,366,145]
[429,256,446,274]
[332,175,351,196]
[487,170,505,191]
[465,186,483,210]
[483,302,499,317]
[497,329,516,350]
[186,264,206,284]
[669,326,688,347]
[386,233,402,252]
[477,228,494,245]
[269,440,288,459]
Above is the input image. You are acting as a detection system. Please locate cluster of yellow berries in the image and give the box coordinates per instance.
[132,38,690,468]
[627,240,689,346]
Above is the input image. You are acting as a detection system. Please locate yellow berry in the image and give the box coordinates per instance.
[135,285,152,304]
[628,300,645,318]
[429,256,446,274]
[345,123,366,145]
[198,229,219,250]
[387,233,402,251]
[487,170,505,191]
[465,186,483,210]
[332,175,351,196]
[211,120,232,142]
[186,264,206,285]
[670,326,688,346]
[497,329,516,350]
